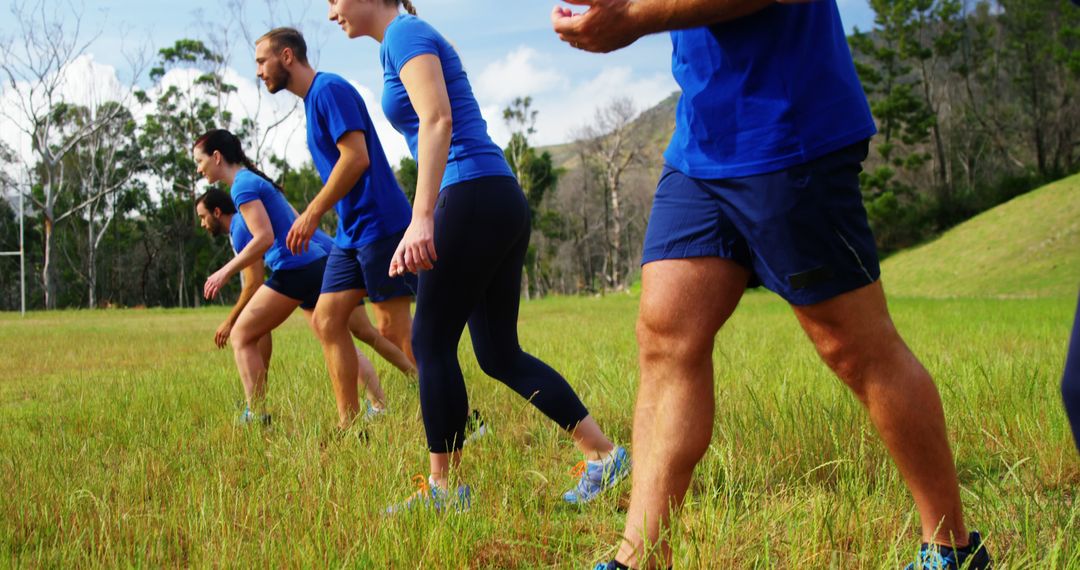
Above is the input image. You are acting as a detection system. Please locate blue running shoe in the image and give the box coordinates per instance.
[386,475,471,514]
[363,401,387,422]
[463,409,488,446]
[905,531,992,570]
[563,446,631,504]
[237,407,271,427]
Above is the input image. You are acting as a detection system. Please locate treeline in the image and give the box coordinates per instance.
[488,0,1080,296]
[0,0,1076,310]
[851,0,1079,252]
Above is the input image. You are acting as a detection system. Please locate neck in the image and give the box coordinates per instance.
[221,214,234,229]
[371,5,403,43]
[287,65,318,98]
[221,163,245,187]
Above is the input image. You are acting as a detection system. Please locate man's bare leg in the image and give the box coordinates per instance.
[614,258,749,569]
[793,281,968,547]
[311,289,366,428]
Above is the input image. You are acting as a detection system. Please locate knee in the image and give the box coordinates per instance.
[312,310,344,342]
[378,319,408,344]
[231,324,260,349]
[475,346,516,380]
[813,331,911,399]
[635,308,714,369]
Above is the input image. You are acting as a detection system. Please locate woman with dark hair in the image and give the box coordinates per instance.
[194,128,391,427]
[326,0,629,509]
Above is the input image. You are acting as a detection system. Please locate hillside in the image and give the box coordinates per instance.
[539,93,1078,300]
[542,92,679,170]
[881,174,1080,298]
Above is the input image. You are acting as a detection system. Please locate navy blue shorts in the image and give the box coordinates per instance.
[641,140,880,306]
[320,230,418,302]
[264,257,327,310]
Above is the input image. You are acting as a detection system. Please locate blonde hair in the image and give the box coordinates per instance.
[399,0,417,15]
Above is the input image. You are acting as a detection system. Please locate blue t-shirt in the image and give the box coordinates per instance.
[312,228,335,253]
[665,3,877,179]
[230,169,329,272]
[380,14,513,189]
[229,214,253,258]
[304,72,412,249]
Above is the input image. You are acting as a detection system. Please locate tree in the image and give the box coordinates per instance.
[58,102,144,308]
[502,97,562,298]
[394,156,418,204]
[0,0,140,308]
[999,0,1080,178]
[575,98,646,291]
[136,39,239,308]
[850,2,938,251]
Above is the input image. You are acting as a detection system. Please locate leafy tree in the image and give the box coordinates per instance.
[135,39,240,307]
[503,97,562,297]
[395,156,418,204]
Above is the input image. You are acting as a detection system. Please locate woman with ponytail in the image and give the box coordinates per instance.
[326,0,630,510]
[194,128,393,428]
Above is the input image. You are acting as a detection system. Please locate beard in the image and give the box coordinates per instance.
[263,64,291,94]
[208,218,226,237]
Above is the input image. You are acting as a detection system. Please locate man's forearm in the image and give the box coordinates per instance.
[309,155,366,216]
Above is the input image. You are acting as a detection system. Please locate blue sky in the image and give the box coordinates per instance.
[1,0,878,162]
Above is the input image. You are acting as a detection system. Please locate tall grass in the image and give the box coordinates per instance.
[0,292,1077,568]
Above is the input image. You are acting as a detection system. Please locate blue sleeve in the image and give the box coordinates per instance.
[230,175,260,208]
[315,79,371,143]
[385,18,441,73]
[230,221,252,255]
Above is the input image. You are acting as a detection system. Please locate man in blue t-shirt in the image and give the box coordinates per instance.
[255,28,418,405]
[554,2,990,570]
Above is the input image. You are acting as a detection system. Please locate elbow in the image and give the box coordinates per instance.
[422,113,453,140]
[252,234,274,256]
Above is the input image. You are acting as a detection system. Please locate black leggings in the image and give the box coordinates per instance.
[1063,291,1080,452]
[412,175,590,453]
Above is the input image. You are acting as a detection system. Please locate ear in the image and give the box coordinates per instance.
[281,47,294,66]
[213,151,223,165]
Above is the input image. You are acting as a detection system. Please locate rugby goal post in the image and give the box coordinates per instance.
[0,175,27,316]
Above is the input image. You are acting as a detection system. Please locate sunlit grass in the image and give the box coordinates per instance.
[1,293,1077,567]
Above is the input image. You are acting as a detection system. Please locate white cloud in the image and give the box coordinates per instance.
[473,47,569,104]
[2,46,677,191]
[473,51,677,149]
[0,53,414,200]
[0,54,132,180]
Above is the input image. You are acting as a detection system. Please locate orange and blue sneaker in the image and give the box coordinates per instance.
[563,446,631,504]
[386,474,472,514]
[237,407,271,427]
[905,531,992,570]
[363,401,387,422]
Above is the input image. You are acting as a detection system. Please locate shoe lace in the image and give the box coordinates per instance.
[411,474,430,495]
[570,460,588,478]
[916,549,949,570]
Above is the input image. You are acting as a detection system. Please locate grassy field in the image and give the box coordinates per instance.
[882,174,1080,298]
[0,291,1077,568]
